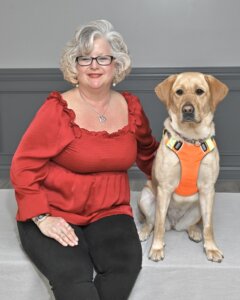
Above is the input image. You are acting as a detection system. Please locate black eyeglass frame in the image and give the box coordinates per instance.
[76,55,115,66]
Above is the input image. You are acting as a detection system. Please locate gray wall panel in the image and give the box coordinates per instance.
[0,67,240,179]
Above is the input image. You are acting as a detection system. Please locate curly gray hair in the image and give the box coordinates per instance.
[60,20,131,85]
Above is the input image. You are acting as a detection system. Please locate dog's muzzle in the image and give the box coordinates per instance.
[182,103,195,122]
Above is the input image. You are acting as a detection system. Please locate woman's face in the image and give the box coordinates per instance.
[76,37,116,90]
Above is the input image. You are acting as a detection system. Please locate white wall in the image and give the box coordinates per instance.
[0,0,239,68]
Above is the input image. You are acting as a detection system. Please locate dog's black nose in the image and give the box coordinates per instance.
[182,103,195,121]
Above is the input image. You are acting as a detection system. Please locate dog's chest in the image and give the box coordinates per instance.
[165,134,216,196]
[167,193,199,224]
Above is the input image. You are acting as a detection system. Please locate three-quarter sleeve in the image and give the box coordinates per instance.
[10,94,75,221]
[126,93,159,177]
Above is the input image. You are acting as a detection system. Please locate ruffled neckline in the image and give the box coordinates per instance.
[47,91,141,138]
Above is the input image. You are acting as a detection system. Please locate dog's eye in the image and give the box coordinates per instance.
[176,89,184,96]
[196,88,204,95]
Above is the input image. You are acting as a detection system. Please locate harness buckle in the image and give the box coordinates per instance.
[201,142,208,152]
[174,141,183,151]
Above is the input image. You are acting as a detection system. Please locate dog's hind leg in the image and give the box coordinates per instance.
[187,223,202,242]
[174,203,202,242]
[137,186,155,241]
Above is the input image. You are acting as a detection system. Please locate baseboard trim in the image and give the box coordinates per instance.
[127,165,240,181]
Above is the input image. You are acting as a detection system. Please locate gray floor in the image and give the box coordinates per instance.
[2,177,240,192]
[2,189,240,300]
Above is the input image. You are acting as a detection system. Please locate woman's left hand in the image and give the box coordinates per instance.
[37,216,79,247]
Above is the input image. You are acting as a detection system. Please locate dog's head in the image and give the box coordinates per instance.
[155,72,228,126]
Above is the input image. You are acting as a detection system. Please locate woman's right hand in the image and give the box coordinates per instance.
[36,216,79,247]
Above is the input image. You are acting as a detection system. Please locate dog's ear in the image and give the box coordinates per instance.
[155,75,177,107]
[205,75,229,111]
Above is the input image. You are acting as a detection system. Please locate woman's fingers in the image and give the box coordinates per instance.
[59,220,79,245]
[38,217,79,247]
[54,225,79,247]
[51,231,68,247]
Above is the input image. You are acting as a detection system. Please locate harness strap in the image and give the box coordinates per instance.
[165,134,216,196]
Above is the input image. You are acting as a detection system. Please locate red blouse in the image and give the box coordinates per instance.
[10,91,159,225]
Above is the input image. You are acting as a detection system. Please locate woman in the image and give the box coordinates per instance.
[11,20,159,300]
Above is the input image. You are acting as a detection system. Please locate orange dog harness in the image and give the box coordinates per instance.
[165,131,216,196]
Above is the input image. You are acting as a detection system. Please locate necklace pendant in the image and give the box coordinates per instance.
[99,115,107,123]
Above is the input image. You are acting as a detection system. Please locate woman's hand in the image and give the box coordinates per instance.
[36,216,79,247]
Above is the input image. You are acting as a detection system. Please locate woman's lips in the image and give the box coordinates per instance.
[88,73,102,78]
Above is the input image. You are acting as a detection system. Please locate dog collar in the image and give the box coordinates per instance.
[163,128,215,152]
[163,128,215,148]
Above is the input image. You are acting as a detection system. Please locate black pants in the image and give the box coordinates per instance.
[17,214,142,300]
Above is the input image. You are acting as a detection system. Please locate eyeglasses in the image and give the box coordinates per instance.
[76,55,115,66]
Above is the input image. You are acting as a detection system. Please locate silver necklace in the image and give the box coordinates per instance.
[79,90,111,123]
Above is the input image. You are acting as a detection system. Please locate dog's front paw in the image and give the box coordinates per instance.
[205,246,224,263]
[138,224,152,242]
[148,245,165,262]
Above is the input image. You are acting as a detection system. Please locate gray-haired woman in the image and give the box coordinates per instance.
[11,19,159,300]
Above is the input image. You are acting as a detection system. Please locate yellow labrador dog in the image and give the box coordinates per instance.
[138,72,228,263]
